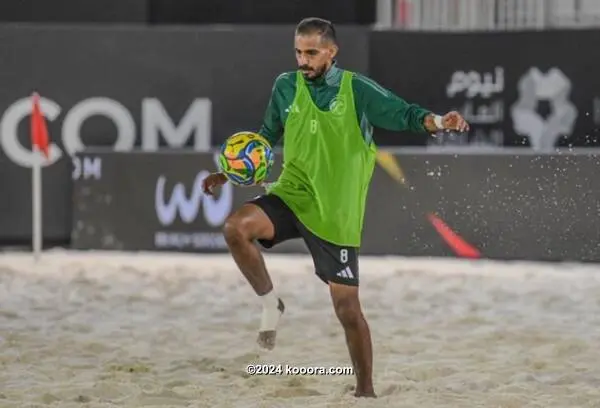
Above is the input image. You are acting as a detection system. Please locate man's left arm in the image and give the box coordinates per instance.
[353,74,469,134]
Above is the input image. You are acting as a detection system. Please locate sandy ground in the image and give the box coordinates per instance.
[1,250,600,408]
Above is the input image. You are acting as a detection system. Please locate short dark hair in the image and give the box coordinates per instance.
[295,17,337,45]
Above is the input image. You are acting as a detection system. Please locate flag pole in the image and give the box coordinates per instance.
[32,144,42,262]
[30,92,49,263]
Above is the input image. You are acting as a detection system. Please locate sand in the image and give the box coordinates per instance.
[1,250,600,408]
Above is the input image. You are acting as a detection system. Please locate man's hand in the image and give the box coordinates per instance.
[202,172,228,196]
[424,111,470,133]
[441,111,469,132]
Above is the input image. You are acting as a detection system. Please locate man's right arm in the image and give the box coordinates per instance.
[257,74,286,147]
[209,74,286,189]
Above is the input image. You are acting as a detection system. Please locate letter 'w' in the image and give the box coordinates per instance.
[155,170,232,227]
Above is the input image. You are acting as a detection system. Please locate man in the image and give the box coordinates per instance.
[202,17,469,398]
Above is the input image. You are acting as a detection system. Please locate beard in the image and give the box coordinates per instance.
[299,63,328,80]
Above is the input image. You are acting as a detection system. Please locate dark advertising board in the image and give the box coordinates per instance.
[148,0,375,24]
[369,30,600,151]
[0,0,147,23]
[361,151,600,262]
[71,151,293,253]
[0,0,374,25]
[72,150,600,262]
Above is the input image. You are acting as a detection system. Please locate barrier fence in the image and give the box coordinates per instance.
[369,29,600,149]
[1,24,599,261]
[71,150,600,262]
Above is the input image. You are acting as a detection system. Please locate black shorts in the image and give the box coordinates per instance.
[248,194,359,286]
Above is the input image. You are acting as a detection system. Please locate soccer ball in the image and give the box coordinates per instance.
[218,131,274,186]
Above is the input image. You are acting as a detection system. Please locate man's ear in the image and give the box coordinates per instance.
[330,44,339,59]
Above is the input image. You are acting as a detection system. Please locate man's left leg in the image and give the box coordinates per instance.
[300,229,376,397]
[329,281,375,398]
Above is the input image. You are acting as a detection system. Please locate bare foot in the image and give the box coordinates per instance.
[257,330,276,350]
[257,298,285,350]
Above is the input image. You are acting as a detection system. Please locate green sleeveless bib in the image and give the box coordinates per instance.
[267,70,377,247]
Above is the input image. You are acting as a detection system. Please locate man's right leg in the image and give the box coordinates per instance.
[222,195,299,350]
[223,202,275,296]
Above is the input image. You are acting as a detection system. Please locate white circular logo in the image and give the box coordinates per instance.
[329,97,347,116]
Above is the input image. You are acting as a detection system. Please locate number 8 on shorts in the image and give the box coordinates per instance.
[340,248,348,263]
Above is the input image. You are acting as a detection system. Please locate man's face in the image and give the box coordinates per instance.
[294,33,337,80]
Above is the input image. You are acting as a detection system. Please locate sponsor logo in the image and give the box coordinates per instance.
[511,67,577,152]
[336,266,354,279]
[438,66,505,147]
[72,155,102,181]
[154,159,233,250]
[0,96,212,168]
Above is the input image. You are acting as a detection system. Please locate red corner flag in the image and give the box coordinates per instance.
[30,92,50,158]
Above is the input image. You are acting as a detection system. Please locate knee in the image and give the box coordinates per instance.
[333,296,362,328]
[223,215,252,247]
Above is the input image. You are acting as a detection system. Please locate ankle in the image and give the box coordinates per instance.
[260,290,278,308]
[256,283,274,297]
[259,290,282,332]
[357,384,374,392]
[354,389,376,398]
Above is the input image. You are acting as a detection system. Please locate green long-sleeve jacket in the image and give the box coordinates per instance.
[257,62,432,146]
